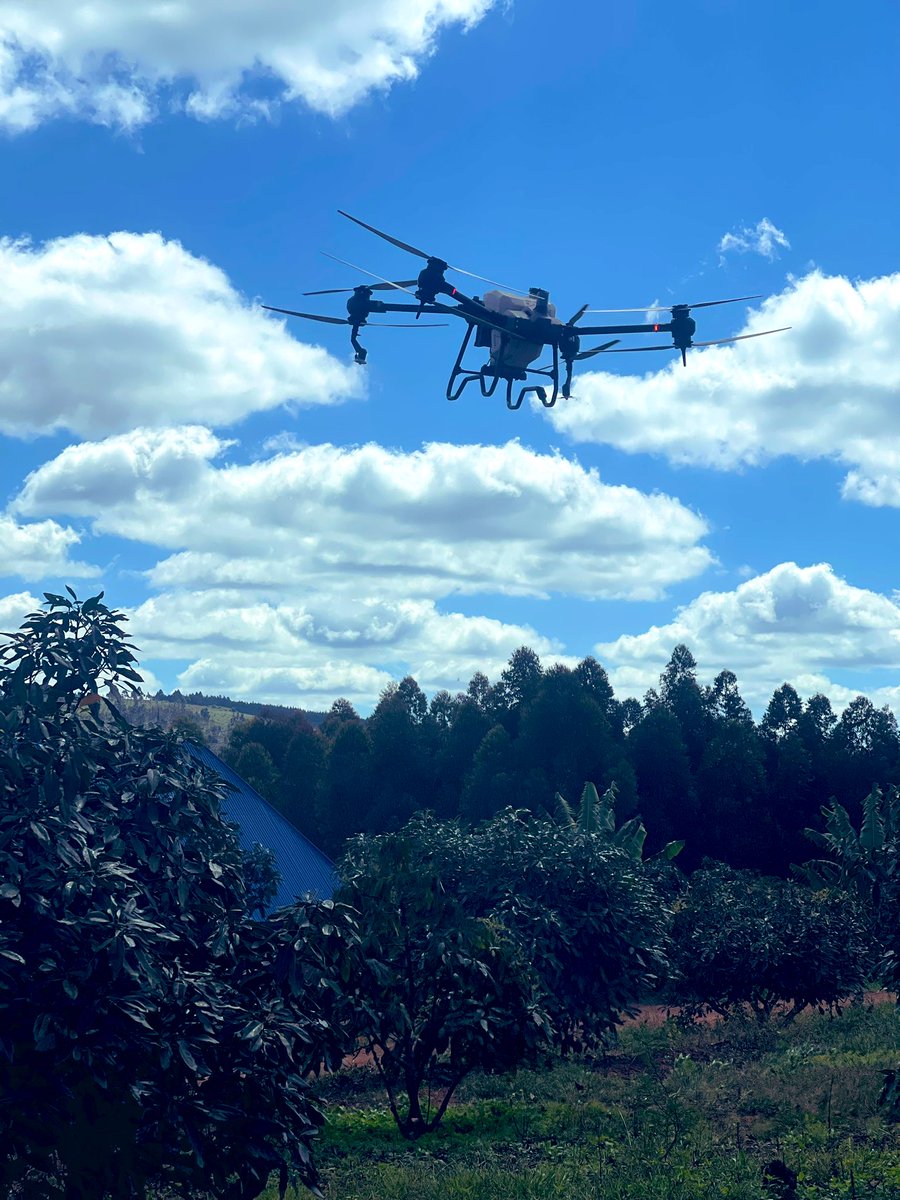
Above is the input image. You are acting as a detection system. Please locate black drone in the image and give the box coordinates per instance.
[264,212,790,411]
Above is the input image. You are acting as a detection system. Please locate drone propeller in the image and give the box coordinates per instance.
[586,294,763,314]
[603,326,790,353]
[691,326,791,347]
[304,279,418,297]
[262,305,447,328]
[320,252,419,296]
[575,339,620,360]
[338,210,526,295]
[566,304,590,326]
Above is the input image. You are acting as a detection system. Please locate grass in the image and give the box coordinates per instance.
[264,1000,900,1198]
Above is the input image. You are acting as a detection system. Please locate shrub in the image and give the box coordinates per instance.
[669,862,870,1023]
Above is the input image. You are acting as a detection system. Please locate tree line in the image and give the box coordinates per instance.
[223,643,900,874]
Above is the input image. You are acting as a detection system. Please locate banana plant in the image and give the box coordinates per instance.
[797,785,899,906]
[555,781,683,863]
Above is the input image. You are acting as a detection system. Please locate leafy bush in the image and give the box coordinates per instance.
[334,810,670,1135]
[669,863,870,1023]
[0,591,351,1198]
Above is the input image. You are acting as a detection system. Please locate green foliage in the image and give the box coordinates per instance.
[335,817,548,1139]
[334,810,669,1137]
[670,864,871,1023]
[799,786,899,906]
[0,591,346,1198]
[241,841,282,916]
[555,781,684,862]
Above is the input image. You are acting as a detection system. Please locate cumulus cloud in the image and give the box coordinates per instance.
[127,589,565,710]
[0,232,359,439]
[0,0,494,130]
[15,430,714,602]
[0,590,41,635]
[0,514,99,581]
[11,429,718,707]
[547,270,900,500]
[717,217,790,262]
[597,562,900,715]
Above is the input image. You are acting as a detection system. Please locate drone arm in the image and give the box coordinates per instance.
[575,321,674,337]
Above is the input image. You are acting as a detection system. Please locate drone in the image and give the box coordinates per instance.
[264,212,790,411]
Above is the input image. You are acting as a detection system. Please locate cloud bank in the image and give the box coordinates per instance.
[12,430,715,707]
[0,0,495,130]
[548,270,900,503]
[598,561,900,715]
[0,232,359,439]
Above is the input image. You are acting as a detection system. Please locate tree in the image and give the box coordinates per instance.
[798,786,900,973]
[318,719,374,852]
[517,666,615,811]
[335,810,669,1133]
[335,819,547,1139]
[670,864,869,1024]
[459,725,518,824]
[628,706,696,855]
[279,724,325,839]
[0,591,344,1198]
[659,644,709,770]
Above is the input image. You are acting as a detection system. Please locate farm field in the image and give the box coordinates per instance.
[277,1000,900,1200]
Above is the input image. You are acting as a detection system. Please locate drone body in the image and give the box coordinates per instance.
[264,212,789,411]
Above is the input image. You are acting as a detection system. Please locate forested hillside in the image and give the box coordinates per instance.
[213,644,900,871]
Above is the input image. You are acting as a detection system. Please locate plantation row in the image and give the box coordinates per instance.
[2,592,898,1198]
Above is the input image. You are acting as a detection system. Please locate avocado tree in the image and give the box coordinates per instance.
[336,809,671,1135]
[0,590,352,1199]
[670,863,870,1023]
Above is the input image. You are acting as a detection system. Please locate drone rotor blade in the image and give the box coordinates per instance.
[450,265,527,294]
[575,339,621,360]
[321,252,418,295]
[262,306,349,325]
[692,326,791,347]
[588,294,764,314]
[585,306,663,314]
[338,210,431,260]
[303,279,418,296]
[687,294,764,310]
[338,209,526,295]
[604,344,678,353]
[567,304,590,325]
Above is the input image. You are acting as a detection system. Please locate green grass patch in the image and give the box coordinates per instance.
[267,1001,900,1198]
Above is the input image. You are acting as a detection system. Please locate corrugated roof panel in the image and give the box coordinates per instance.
[187,743,337,907]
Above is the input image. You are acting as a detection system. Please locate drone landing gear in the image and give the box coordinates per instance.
[445,325,560,409]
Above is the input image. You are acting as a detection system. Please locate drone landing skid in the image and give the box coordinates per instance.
[445,325,560,410]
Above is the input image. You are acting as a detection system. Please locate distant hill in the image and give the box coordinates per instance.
[115,689,326,752]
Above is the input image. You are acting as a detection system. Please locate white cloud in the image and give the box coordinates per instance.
[0,0,495,130]
[12,429,717,708]
[597,562,900,715]
[548,270,900,499]
[0,513,99,581]
[0,590,41,635]
[128,589,565,710]
[0,232,359,439]
[15,430,714,602]
[718,217,790,261]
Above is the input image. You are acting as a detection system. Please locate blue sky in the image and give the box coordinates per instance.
[1,0,899,713]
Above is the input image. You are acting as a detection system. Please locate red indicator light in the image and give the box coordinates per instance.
[451,287,457,296]
[654,323,659,332]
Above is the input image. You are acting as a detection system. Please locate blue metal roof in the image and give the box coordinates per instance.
[187,743,337,907]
